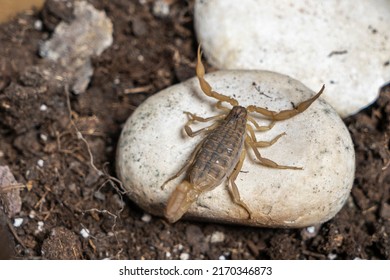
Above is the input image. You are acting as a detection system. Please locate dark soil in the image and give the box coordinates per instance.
[0,0,389,260]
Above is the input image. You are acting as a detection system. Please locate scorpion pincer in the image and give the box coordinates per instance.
[161,46,325,223]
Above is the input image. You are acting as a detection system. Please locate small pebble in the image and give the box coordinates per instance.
[39,104,48,111]
[117,70,355,227]
[306,226,316,234]
[80,228,90,238]
[153,0,170,17]
[180,252,190,260]
[29,210,36,219]
[37,159,44,167]
[141,213,152,223]
[36,221,44,233]
[177,244,184,251]
[40,134,48,142]
[13,218,23,227]
[34,20,42,31]
[218,255,226,260]
[209,231,225,243]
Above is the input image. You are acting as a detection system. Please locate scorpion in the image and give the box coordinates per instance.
[161,46,325,223]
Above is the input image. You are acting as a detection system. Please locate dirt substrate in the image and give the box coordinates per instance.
[0,0,389,260]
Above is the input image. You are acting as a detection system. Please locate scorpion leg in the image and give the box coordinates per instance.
[184,111,226,137]
[215,101,230,112]
[247,85,325,121]
[246,125,287,147]
[245,135,302,170]
[196,45,239,107]
[185,121,221,137]
[184,111,226,123]
[227,150,253,219]
[247,115,275,132]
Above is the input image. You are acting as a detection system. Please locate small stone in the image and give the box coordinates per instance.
[13,218,23,227]
[141,213,152,223]
[153,0,170,17]
[194,0,390,117]
[307,226,315,234]
[209,231,225,243]
[37,159,44,167]
[301,225,320,240]
[34,20,43,31]
[29,210,36,219]
[176,244,184,251]
[39,104,48,111]
[35,221,44,234]
[40,134,48,142]
[180,252,190,260]
[80,228,90,238]
[116,70,355,227]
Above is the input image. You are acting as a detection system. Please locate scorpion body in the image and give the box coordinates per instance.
[165,106,247,223]
[162,46,325,223]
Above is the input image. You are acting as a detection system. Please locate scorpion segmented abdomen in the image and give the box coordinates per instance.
[188,106,248,191]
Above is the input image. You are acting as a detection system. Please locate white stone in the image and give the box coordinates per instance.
[40,134,48,142]
[116,70,355,228]
[13,218,23,227]
[209,231,225,243]
[153,0,170,17]
[141,213,152,223]
[39,104,47,111]
[36,221,44,233]
[80,228,90,238]
[37,159,44,167]
[34,20,42,31]
[180,252,190,260]
[29,210,36,219]
[194,0,390,117]
[306,226,316,234]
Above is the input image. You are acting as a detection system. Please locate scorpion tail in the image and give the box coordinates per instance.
[165,180,199,223]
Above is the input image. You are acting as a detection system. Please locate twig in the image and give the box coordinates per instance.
[124,85,153,94]
[6,219,26,249]
[64,85,103,177]
[63,85,128,241]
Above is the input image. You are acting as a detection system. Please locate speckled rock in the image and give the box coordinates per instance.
[194,0,390,117]
[116,70,355,228]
